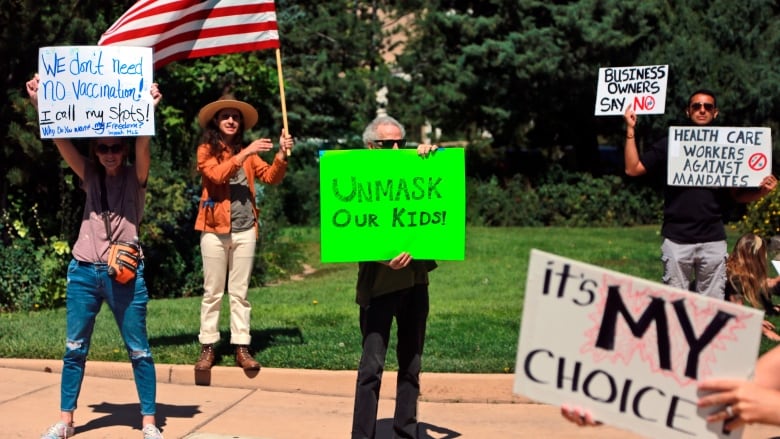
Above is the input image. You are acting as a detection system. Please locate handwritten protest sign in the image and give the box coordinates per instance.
[595,65,668,116]
[319,149,465,262]
[667,126,772,187]
[514,249,764,439]
[37,46,155,138]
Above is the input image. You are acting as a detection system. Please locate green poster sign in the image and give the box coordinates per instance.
[319,148,465,262]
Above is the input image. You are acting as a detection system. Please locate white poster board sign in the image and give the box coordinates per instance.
[514,249,764,439]
[595,65,668,115]
[667,126,772,187]
[37,46,155,138]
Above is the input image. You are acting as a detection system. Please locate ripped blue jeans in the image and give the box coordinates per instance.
[61,259,156,415]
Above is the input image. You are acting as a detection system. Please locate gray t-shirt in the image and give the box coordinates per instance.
[72,164,145,263]
[229,168,256,232]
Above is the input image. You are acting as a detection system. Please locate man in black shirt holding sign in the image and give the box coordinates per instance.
[623,89,776,299]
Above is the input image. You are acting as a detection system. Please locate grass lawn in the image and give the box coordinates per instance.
[1,225,777,372]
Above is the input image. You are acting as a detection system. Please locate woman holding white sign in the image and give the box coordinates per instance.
[27,74,165,439]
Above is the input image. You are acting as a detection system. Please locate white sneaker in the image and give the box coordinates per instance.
[142,424,164,439]
[40,421,75,439]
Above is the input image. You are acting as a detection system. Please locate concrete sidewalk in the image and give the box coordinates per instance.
[2,358,779,439]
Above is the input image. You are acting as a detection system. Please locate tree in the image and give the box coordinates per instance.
[3,1,135,243]
[388,1,670,176]
[274,1,390,144]
[635,0,780,134]
[387,0,780,177]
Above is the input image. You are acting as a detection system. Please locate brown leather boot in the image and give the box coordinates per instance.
[235,345,261,370]
[194,344,215,371]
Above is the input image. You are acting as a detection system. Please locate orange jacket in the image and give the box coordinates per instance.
[194,142,288,234]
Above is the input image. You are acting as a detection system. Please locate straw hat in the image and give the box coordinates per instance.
[197,95,259,130]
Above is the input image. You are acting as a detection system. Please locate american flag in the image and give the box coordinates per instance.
[99,0,279,70]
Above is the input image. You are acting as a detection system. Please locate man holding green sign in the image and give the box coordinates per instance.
[349,115,440,439]
[319,126,465,263]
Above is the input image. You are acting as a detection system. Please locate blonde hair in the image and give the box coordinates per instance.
[726,233,771,309]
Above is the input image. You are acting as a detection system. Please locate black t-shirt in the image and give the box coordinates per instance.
[640,137,732,243]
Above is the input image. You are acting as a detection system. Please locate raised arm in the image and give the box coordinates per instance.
[26,74,87,180]
[623,106,647,177]
[755,344,780,390]
[134,82,162,185]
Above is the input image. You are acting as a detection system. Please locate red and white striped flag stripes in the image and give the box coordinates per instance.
[99,0,279,70]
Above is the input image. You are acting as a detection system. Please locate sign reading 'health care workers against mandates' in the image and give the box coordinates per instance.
[514,249,764,439]
[594,64,668,116]
[319,148,465,262]
[37,46,155,138]
[667,126,772,187]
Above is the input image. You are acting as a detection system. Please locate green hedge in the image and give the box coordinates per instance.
[736,185,780,243]
[466,167,663,227]
[20,157,780,312]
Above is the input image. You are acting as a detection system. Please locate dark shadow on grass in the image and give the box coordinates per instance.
[249,327,305,351]
[148,327,305,371]
[78,402,200,436]
[149,327,305,354]
[376,419,461,438]
[145,327,305,385]
[301,264,352,279]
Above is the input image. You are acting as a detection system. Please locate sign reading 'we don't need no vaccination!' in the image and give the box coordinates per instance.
[37,46,155,138]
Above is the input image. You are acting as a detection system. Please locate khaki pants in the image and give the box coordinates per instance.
[661,238,727,300]
[199,228,256,345]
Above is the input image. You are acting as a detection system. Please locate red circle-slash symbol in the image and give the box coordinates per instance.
[645,96,655,110]
[749,153,767,171]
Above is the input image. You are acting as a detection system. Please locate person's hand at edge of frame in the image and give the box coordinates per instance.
[698,378,780,431]
[560,404,602,427]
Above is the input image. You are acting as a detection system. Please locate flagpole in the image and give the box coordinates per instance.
[275,48,291,156]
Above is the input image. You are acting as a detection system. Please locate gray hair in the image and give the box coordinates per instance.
[362,115,406,147]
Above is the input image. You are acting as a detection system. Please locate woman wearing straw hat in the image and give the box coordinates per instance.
[193,94,294,371]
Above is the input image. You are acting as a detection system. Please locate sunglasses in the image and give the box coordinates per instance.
[689,102,715,112]
[218,112,242,121]
[96,143,124,154]
[372,139,407,148]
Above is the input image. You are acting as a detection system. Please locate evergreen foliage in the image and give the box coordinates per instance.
[2,1,780,309]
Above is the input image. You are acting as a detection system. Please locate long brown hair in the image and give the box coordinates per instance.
[200,115,245,161]
[727,233,771,308]
[200,93,248,159]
